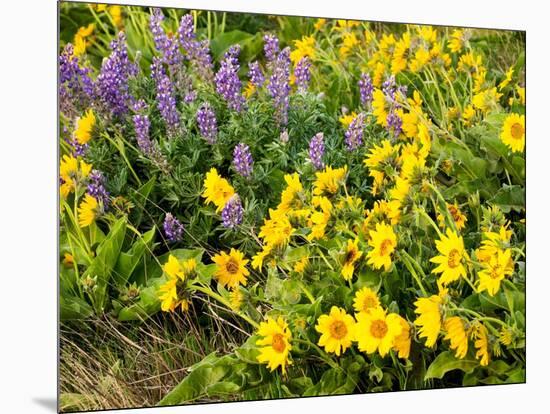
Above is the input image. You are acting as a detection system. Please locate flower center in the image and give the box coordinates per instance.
[490,264,502,279]
[370,319,388,339]
[447,249,461,268]
[345,249,357,264]
[379,239,393,256]
[272,333,286,353]
[510,123,524,140]
[362,296,378,312]
[329,320,348,339]
[226,258,239,274]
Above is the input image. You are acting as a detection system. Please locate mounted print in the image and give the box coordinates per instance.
[58,1,526,412]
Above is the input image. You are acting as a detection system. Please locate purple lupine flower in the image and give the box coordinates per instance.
[62,125,88,157]
[178,14,214,81]
[95,32,138,118]
[267,47,291,127]
[163,213,184,242]
[345,113,366,151]
[133,114,153,155]
[59,44,94,118]
[215,45,245,112]
[248,61,264,88]
[386,111,403,138]
[151,57,180,133]
[294,57,312,92]
[149,8,183,66]
[309,132,325,170]
[196,103,218,144]
[221,195,244,229]
[359,73,374,106]
[382,75,407,105]
[87,170,110,208]
[263,34,279,63]
[233,143,253,178]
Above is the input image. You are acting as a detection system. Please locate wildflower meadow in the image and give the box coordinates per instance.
[58,2,525,412]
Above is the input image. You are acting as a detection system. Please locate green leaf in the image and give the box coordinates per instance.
[130,176,156,227]
[83,217,127,315]
[113,227,155,287]
[117,278,164,322]
[490,185,525,213]
[158,353,237,406]
[60,295,94,320]
[424,351,478,380]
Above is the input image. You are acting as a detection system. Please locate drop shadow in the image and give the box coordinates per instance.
[32,397,58,412]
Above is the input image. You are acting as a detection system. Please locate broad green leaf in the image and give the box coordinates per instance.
[83,217,127,315]
[60,295,93,320]
[113,227,155,287]
[424,351,478,380]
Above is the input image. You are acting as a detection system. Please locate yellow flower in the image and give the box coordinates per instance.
[372,61,386,87]
[364,140,399,170]
[307,197,332,241]
[108,5,123,29]
[498,67,514,90]
[251,245,272,270]
[162,255,197,280]
[312,166,347,197]
[392,316,411,359]
[77,194,99,227]
[437,202,468,231]
[59,154,92,197]
[472,87,502,113]
[202,168,235,212]
[316,306,356,356]
[158,258,195,313]
[259,208,294,247]
[448,29,467,53]
[229,288,244,310]
[500,113,525,153]
[378,33,396,59]
[499,327,513,346]
[515,86,525,105]
[372,88,388,126]
[158,278,178,312]
[414,294,442,347]
[458,51,482,73]
[92,4,108,12]
[73,23,95,56]
[339,32,359,59]
[471,322,490,366]
[443,316,469,359]
[355,307,402,357]
[367,223,397,272]
[278,173,304,212]
[256,316,292,374]
[75,109,96,145]
[341,238,362,281]
[462,104,476,125]
[477,248,513,296]
[290,35,315,65]
[353,287,381,314]
[62,253,74,267]
[314,18,326,31]
[244,81,256,98]
[293,256,309,274]
[430,228,467,286]
[212,248,250,289]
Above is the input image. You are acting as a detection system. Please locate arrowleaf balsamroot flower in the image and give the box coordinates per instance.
[443,316,469,359]
[75,109,96,145]
[212,248,250,289]
[353,287,382,315]
[315,306,356,356]
[341,238,362,281]
[158,255,196,312]
[312,165,347,197]
[477,248,514,296]
[78,194,99,228]
[414,294,443,347]
[392,316,412,359]
[430,228,467,286]
[500,113,525,153]
[355,307,403,357]
[256,316,292,375]
[471,322,490,366]
[202,168,235,212]
[366,223,397,272]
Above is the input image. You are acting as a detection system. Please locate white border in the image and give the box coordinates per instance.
[1,0,547,413]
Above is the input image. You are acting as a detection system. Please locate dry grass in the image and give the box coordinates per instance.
[59,298,251,412]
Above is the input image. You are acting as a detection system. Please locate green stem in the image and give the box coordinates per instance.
[400,251,427,296]
[192,284,259,329]
[293,338,340,370]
